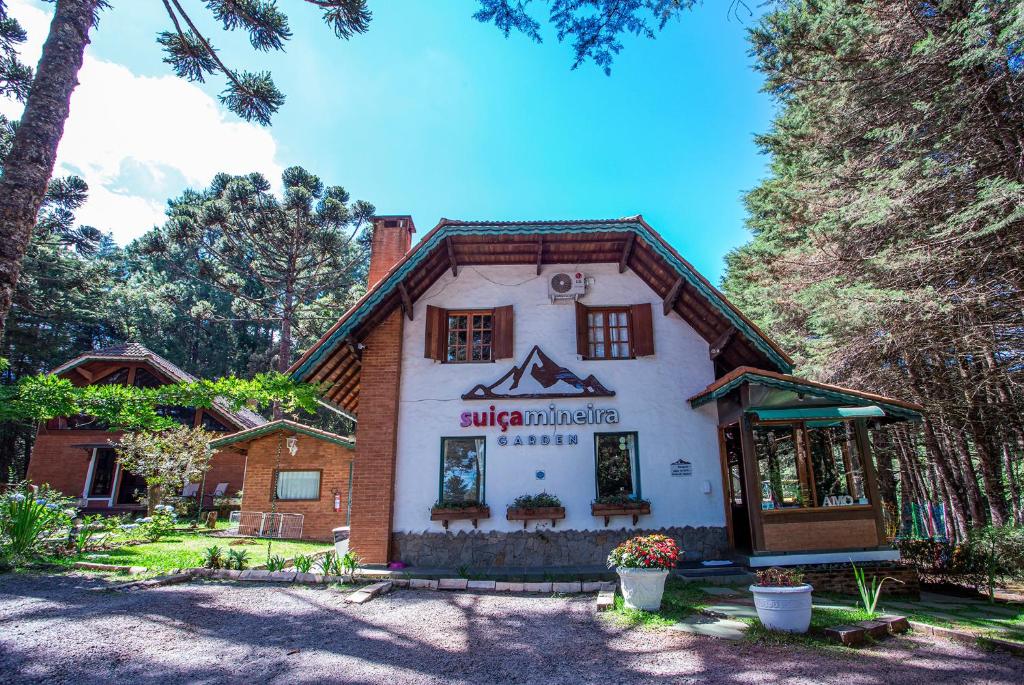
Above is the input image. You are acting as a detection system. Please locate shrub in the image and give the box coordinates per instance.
[852,562,902,615]
[964,525,1024,601]
[755,567,805,587]
[163,495,198,521]
[136,506,177,542]
[607,534,680,570]
[293,554,313,573]
[431,500,484,510]
[227,548,249,570]
[266,554,287,572]
[0,485,76,564]
[511,493,562,508]
[203,545,224,569]
[73,514,109,554]
[593,494,650,506]
[318,550,342,576]
[341,550,361,580]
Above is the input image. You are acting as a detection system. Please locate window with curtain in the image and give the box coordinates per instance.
[439,437,485,504]
[275,470,321,501]
[595,432,639,499]
[587,308,632,359]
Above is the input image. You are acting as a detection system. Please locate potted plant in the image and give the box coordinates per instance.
[750,567,813,633]
[506,493,566,528]
[606,534,680,611]
[591,495,651,526]
[430,500,491,529]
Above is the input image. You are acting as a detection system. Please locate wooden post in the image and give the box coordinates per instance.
[738,385,766,552]
[855,419,888,546]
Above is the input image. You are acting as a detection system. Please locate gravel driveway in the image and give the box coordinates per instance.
[1,573,1022,684]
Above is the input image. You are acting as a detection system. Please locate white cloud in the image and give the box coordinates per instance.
[1,0,282,244]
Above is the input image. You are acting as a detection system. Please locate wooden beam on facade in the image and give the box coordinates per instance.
[662,277,685,316]
[397,282,414,321]
[619,233,635,274]
[709,326,736,360]
[73,366,93,382]
[445,237,458,277]
[536,237,544,275]
[344,336,362,364]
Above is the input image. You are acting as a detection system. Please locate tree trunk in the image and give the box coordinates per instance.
[146,483,163,516]
[0,0,98,339]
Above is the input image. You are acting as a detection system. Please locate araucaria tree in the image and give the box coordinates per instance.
[0,0,372,341]
[142,167,374,372]
[115,426,218,513]
[722,1,1024,538]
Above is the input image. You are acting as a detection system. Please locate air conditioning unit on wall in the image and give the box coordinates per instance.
[548,271,587,302]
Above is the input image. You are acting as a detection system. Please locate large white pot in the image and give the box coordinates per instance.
[617,568,670,611]
[749,584,814,633]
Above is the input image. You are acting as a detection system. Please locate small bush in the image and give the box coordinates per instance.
[203,545,224,569]
[227,548,249,570]
[0,485,77,565]
[293,554,313,573]
[266,554,287,572]
[341,550,360,580]
[136,506,177,542]
[511,493,562,508]
[755,567,805,587]
[318,550,342,576]
[964,525,1024,601]
[593,494,650,506]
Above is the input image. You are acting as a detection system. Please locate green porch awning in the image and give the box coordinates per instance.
[747,405,885,421]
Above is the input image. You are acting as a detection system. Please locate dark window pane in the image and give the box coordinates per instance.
[807,423,868,506]
[440,437,484,504]
[156,405,197,426]
[753,425,804,508]
[201,413,231,432]
[595,433,636,498]
[88,449,117,497]
[132,367,163,388]
[95,368,129,385]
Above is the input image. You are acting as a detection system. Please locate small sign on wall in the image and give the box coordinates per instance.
[670,459,692,477]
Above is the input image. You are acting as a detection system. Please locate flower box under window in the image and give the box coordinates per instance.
[430,504,491,529]
[506,506,566,529]
[591,500,651,526]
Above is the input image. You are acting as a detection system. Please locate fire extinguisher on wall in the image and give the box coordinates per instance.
[333,489,341,512]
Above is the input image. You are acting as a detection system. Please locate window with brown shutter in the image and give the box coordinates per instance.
[425,305,514,363]
[492,305,514,359]
[575,302,655,359]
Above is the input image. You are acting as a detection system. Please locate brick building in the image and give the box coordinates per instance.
[26,343,265,513]
[209,420,354,541]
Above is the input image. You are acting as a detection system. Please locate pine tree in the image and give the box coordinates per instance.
[722,1,1024,534]
[0,0,372,341]
[140,166,374,373]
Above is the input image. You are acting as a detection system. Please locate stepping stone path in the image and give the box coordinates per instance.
[701,602,759,621]
[670,615,748,641]
[697,586,744,598]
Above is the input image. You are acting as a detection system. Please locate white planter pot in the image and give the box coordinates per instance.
[749,584,814,633]
[617,568,670,611]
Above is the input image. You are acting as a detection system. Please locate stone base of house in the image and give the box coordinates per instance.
[389,526,729,568]
[799,561,920,598]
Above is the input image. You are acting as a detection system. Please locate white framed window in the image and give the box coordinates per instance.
[275,470,321,501]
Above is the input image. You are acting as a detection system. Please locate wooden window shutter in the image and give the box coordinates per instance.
[630,303,655,356]
[424,305,446,360]
[492,305,514,359]
[575,300,589,357]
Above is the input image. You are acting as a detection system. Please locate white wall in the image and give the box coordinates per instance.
[393,263,723,533]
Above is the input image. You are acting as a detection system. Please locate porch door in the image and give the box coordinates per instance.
[719,425,752,552]
[116,469,147,505]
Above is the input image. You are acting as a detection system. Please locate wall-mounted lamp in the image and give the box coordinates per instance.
[286,435,298,456]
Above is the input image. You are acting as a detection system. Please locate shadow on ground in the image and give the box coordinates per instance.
[1,573,1022,684]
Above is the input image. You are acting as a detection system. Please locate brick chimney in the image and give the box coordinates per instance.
[367,215,416,288]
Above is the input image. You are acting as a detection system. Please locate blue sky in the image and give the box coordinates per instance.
[6,1,775,284]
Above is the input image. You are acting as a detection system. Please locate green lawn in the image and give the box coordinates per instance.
[75,532,332,573]
[604,579,711,628]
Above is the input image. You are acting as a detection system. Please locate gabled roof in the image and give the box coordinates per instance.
[208,419,354,450]
[687,366,924,421]
[51,343,267,430]
[290,216,794,414]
